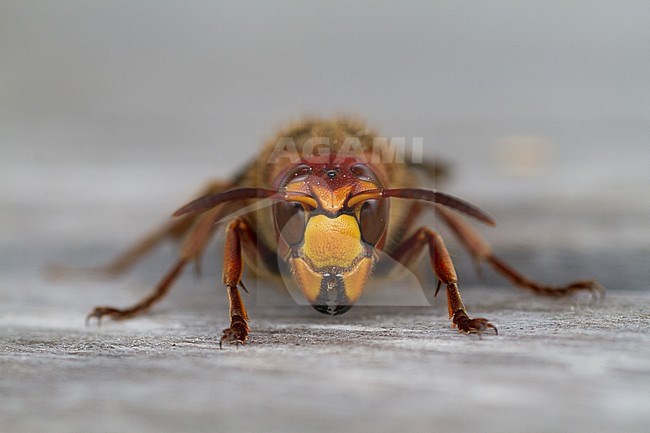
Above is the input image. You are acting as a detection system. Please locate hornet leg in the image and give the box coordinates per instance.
[51,180,231,279]
[389,227,497,336]
[436,205,604,298]
[87,201,230,323]
[219,218,259,348]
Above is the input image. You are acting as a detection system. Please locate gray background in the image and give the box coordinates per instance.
[1,2,649,432]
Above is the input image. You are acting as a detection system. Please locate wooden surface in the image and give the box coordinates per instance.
[2,277,649,433]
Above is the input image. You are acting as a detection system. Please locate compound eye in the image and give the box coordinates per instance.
[273,201,306,246]
[359,199,388,245]
[351,163,381,184]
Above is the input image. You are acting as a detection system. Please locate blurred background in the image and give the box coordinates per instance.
[1,1,649,292]
[2,3,650,433]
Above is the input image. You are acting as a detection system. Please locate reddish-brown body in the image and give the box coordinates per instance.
[84,118,603,346]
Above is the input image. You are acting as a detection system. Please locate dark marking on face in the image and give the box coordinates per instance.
[312,273,352,315]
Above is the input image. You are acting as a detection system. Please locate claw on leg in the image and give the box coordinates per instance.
[219,315,249,349]
[451,309,498,336]
[553,278,605,300]
[446,283,497,337]
[488,256,605,300]
[85,258,187,326]
[86,306,138,325]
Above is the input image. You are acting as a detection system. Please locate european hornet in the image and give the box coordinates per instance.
[85,118,603,346]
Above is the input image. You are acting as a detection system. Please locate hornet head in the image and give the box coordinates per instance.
[273,156,389,315]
